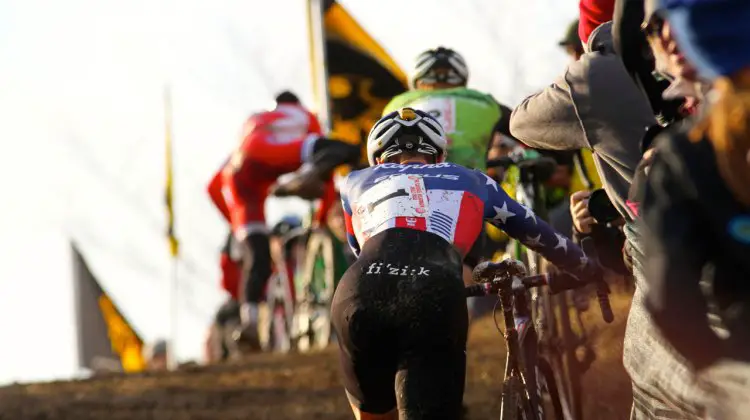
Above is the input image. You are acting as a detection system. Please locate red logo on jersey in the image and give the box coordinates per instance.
[395,217,426,230]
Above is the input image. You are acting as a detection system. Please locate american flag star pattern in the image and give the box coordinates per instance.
[340,162,588,275]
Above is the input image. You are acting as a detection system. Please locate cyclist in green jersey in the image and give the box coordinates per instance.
[383,49,518,416]
[382,47,515,172]
[383,47,520,335]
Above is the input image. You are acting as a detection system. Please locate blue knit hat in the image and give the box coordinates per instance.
[663,0,750,80]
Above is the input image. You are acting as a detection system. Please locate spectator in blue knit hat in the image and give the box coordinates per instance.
[640,0,750,418]
[663,0,750,80]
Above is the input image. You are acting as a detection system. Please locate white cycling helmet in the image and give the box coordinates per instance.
[366,107,448,166]
[409,47,469,88]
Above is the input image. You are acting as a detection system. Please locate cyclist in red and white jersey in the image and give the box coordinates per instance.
[207,91,359,349]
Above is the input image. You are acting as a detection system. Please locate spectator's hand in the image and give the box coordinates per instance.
[570,190,595,234]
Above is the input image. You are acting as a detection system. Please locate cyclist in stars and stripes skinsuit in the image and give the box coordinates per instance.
[331,107,594,420]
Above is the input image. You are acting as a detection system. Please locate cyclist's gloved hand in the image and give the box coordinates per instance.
[566,238,605,285]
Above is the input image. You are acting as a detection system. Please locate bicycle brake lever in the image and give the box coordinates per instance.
[581,238,614,323]
[596,282,614,323]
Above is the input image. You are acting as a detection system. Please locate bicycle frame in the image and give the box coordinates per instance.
[502,160,577,420]
[497,277,544,419]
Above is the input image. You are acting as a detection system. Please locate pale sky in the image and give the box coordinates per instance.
[0,0,576,384]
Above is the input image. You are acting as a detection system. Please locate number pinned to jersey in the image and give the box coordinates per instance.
[408,97,456,133]
[357,174,429,233]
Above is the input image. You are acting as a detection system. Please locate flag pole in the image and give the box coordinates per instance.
[169,254,179,370]
[164,84,180,370]
[306,0,332,224]
[307,0,331,133]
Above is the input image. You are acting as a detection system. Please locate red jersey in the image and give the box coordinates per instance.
[208,104,331,236]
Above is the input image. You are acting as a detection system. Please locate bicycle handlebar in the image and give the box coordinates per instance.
[485,156,515,169]
[467,239,614,324]
[486,155,557,172]
[468,263,583,296]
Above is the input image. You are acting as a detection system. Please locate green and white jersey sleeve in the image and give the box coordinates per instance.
[383,87,502,170]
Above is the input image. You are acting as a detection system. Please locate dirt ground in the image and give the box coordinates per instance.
[0,294,633,420]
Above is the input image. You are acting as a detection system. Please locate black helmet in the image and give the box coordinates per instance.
[275,91,300,105]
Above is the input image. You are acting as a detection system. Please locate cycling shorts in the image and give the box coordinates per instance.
[331,228,468,417]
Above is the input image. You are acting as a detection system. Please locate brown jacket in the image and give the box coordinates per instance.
[510,21,656,221]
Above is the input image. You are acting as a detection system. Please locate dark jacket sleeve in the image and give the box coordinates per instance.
[494,103,514,138]
[612,0,685,124]
[487,103,519,158]
[641,135,722,369]
[511,51,656,155]
[612,0,646,79]
[510,70,589,151]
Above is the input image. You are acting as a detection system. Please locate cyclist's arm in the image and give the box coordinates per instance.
[478,171,587,274]
[308,139,362,175]
[207,165,231,222]
[339,180,362,256]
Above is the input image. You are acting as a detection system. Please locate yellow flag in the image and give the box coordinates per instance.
[98,295,147,372]
[73,243,146,373]
[164,86,179,257]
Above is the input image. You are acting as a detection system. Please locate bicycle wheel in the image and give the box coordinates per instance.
[527,258,580,420]
[500,376,531,420]
[260,300,288,353]
[293,228,336,351]
[555,291,591,420]
[310,229,335,349]
[291,229,316,352]
[518,326,564,420]
[537,358,565,420]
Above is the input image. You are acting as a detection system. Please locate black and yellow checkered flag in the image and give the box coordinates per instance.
[308,0,408,171]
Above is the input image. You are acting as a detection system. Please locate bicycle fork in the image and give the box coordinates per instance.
[501,288,544,419]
